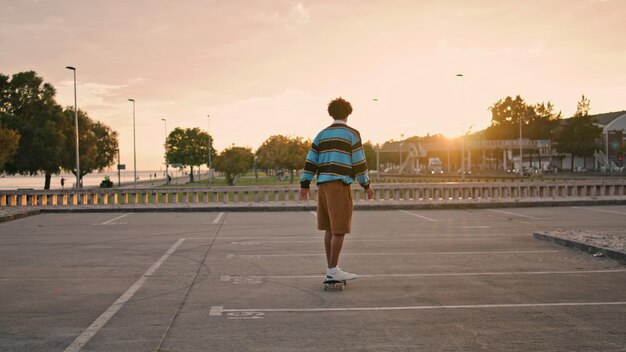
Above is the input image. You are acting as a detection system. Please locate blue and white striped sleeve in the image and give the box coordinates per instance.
[300,139,320,188]
[351,134,370,189]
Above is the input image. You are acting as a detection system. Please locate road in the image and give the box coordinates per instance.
[0,206,625,351]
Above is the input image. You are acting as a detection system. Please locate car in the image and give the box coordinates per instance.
[522,166,543,176]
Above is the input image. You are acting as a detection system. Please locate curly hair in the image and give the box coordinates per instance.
[327,97,353,120]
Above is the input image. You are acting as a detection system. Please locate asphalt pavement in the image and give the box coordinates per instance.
[1,206,625,351]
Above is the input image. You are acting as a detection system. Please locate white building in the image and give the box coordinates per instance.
[559,110,626,172]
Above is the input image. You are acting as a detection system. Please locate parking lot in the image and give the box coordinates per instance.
[1,206,625,351]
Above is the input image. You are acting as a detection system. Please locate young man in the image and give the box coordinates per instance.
[300,97,374,282]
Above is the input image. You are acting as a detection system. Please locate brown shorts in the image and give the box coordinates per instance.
[317,181,353,234]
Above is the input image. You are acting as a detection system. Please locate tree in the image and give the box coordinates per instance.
[256,135,309,183]
[213,146,254,185]
[484,95,535,140]
[0,71,69,189]
[165,127,213,183]
[0,127,20,170]
[526,101,561,166]
[62,108,118,183]
[575,94,591,117]
[526,101,561,140]
[363,141,377,171]
[556,96,601,171]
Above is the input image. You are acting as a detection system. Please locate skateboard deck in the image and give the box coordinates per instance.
[323,279,347,291]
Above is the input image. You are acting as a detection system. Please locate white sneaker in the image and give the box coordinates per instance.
[326,267,357,281]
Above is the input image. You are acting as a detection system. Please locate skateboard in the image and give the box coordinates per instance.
[323,279,348,291]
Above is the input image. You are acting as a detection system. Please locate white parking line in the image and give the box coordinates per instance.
[212,212,225,224]
[571,206,626,215]
[100,213,131,225]
[218,236,522,244]
[227,250,558,258]
[219,269,626,281]
[186,233,525,241]
[396,233,523,238]
[63,238,186,352]
[398,210,438,222]
[188,232,524,240]
[487,209,542,220]
[210,301,626,316]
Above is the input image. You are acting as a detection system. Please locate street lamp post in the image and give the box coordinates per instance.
[206,115,212,183]
[604,130,610,173]
[161,118,168,183]
[117,148,121,186]
[519,114,523,177]
[376,144,380,173]
[128,99,137,188]
[66,66,81,188]
[456,73,465,181]
[398,144,402,173]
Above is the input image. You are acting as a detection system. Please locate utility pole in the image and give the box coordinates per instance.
[66,66,81,188]
[456,73,465,181]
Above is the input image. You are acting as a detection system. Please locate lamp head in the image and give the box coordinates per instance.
[66,66,76,70]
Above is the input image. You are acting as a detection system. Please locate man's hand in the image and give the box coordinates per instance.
[366,187,374,200]
[299,188,310,201]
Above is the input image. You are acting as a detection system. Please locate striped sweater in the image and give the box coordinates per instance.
[300,121,370,189]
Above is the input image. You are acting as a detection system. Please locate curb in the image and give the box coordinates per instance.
[38,205,317,213]
[533,231,626,262]
[352,198,626,211]
[0,209,41,223]
[33,198,626,213]
[2,198,626,220]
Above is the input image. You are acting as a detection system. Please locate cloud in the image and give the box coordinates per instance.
[209,89,321,149]
[524,44,551,58]
[127,77,146,85]
[255,2,310,29]
[56,80,129,115]
[256,10,281,25]
[291,3,311,25]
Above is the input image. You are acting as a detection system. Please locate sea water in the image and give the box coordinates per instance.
[0,169,186,190]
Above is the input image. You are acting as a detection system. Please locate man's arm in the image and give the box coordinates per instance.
[300,141,320,200]
[351,135,374,199]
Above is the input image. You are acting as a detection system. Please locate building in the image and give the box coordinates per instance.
[377,110,626,174]
[588,110,626,172]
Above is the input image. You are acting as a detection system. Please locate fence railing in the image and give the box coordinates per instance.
[2,180,626,207]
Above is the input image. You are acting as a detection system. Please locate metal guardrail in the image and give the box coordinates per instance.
[382,139,546,153]
[2,180,626,207]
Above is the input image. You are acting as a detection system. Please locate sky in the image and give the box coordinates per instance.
[1,0,625,171]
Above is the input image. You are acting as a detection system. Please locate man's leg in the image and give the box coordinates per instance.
[324,230,332,267]
[325,232,355,281]
[325,231,346,268]
[329,233,345,268]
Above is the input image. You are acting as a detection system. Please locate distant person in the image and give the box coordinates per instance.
[299,97,374,284]
[60,177,65,189]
